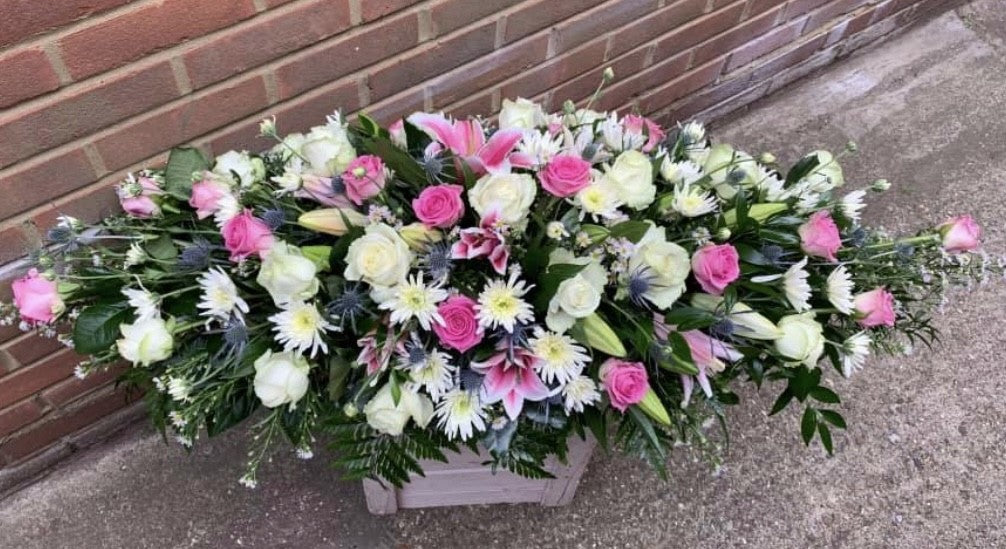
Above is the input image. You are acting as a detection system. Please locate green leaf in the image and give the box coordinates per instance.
[301,245,332,272]
[789,366,821,401]
[328,354,352,401]
[359,135,427,185]
[607,220,651,243]
[769,388,793,415]
[818,423,833,454]
[654,332,699,375]
[164,147,209,197]
[357,113,386,137]
[533,262,587,311]
[583,407,608,451]
[819,409,846,429]
[785,153,820,185]
[809,386,840,404]
[145,234,177,261]
[663,307,718,330]
[800,407,817,445]
[627,406,665,459]
[72,304,133,354]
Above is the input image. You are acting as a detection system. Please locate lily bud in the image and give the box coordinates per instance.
[758,152,777,164]
[716,227,731,241]
[690,294,783,340]
[721,202,788,227]
[602,66,615,82]
[298,208,366,236]
[579,224,610,245]
[399,222,444,251]
[636,388,671,426]
[574,313,626,357]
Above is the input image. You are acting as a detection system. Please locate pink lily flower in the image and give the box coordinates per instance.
[356,324,404,376]
[295,174,352,207]
[472,344,551,420]
[406,112,526,176]
[451,211,509,274]
[653,314,740,407]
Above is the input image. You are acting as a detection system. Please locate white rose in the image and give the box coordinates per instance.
[546,249,606,333]
[702,144,757,199]
[498,97,545,131]
[363,383,434,436]
[468,172,537,225]
[626,225,690,309]
[345,223,413,288]
[116,317,174,366]
[253,350,311,409]
[256,241,319,306]
[300,123,357,177]
[803,150,844,192]
[563,108,606,127]
[213,150,264,188]
[774,313,825,368]
[605,150,656,209]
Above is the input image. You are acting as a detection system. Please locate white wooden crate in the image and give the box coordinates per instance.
[362,435,596,514]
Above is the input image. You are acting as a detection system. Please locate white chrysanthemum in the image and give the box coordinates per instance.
[840,189,867,222]
[755,166,786,201]
[197,267,249,320]
[435,389,487,441]
[783,257,813,312]
[122,287,159,321]
[167,377,192,403]
[517,130,562,166]
[572,174,622,220]
[546,221,569,240]
[562,375,602,413]
[827,265,855,314]
[377,273,448,331]
[124,242,147,267]
[409,348,456,401]
[600,113,646,151]
[475,272,535,333]
[679,121,706,145]
[269,301,335,357]
[671,183,718,217]
[529,328,590,385]
[659,155,704,186]
[213,193,241,226]
[270,171,302,195]
[840,332,871,377]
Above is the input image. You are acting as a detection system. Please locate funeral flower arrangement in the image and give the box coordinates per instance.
[4,82,995,487]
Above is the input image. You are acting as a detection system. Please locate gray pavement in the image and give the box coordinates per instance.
[3,3,1006,548]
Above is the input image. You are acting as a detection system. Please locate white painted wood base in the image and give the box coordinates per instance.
[362,435,596,514]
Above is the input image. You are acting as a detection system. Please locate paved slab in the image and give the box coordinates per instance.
[2,4,1005,548]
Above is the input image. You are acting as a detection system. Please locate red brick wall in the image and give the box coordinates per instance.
[0,0,957,474]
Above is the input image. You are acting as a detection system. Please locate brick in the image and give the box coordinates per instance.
[57,0,259,81]
[746,0,787,18]
[726,15,808,71]
[0,47,62,109]
[750,32,829,81]
[367,19,497,103]
[692,4,783,66]
[607,0,708,58]
[242,77,363,148]
[0,61,180,170]
[554,0,659,54]
[0,322,22,346]
[431,0,516,36]
[806,0,873,30]
[95,74,270,172]
[447,90,496,119]
[0,149,98,220]
[430,34,549,109]
[363,86,427,125]
[0,386,132,463]
[0,347,79,409]
[0,398,45,439]
[42,363,126,408]
[652,1,747,61]
[361,0,424,22]
[0,0,130,49]
[635,57,727,114]
[595,51,691,111]
[501,39,608,100]
[502,0,600,44]
[786,0,834,19]
[546,44,655,108]
[263,0,298,6]
[0,224,39,266]
[183,0,353,90]
[31,184,123,238]
[274,11,419,101]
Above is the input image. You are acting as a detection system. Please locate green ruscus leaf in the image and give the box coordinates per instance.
[72,304,133,354]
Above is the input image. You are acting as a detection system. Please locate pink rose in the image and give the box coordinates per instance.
[691,243,740,295]
[413,184,465,228]
[342,155,387,205]
[939,215,981,253]
[388,119,407,148]
[853,287,896,328]
[118,174,163,218]
[539,154,592,197]
[221,209,273,262]
[798,210,842,262]
[600,358,649,412]
[188,177,230,219]
[432,295,484,352]
[120,196,160,218]
[12,269,63,324]
[623,115,665,152]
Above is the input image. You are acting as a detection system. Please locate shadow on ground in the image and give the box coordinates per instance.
[2,3,1005,548]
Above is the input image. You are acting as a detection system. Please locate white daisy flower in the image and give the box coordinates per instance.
[197,267,249,320]
[270,171,302,196]
[213,193,241,226]
[517,130,562,166]
[122,287,159,321]
[475,271,535,333]
[561,375,602,413]
[124,242,147,267]
[671,183,718,217]
[269,301,335,358]
[409,348,457,401]
[755,166,786,201]
[529,328,590,385]
[378,273,448,331]
[600,113,645,151]
[827,265,855,314]
[840,189,867,222]
[679,120,706,145]
[435,388,487,441]
[167,377,192,403]
[659,157,703,186]
[783,257,813,312]
[572,173,622,221]
[840,332,871,377]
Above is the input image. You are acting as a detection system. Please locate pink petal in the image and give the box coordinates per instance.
[502,390,524,420]
[509,151,535,169]
[516,370,550,402]
[680,375,694,408]
[407,113,464,153]
[489,243,509,275]
[477,128,523,173]
[697,370,713,398]
[457,119,485,156]
[482,364,518,402]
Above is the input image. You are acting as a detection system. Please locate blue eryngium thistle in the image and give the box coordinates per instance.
[177,238,213,270]
[627,266,657,309]
[760,244,785,266]
[459,367,485,392]
[215,318,248,362]
[420,241,454,281]
[404,335,426,366]
[708,317,736,341]
[329,175,346,195]
[46,225,74,245]
[423,156,444,182]
[260,208,286,229]
[849,227,868,248]
[326,283,370,331]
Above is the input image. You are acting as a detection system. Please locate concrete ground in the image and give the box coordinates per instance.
[3,3,1006,548]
